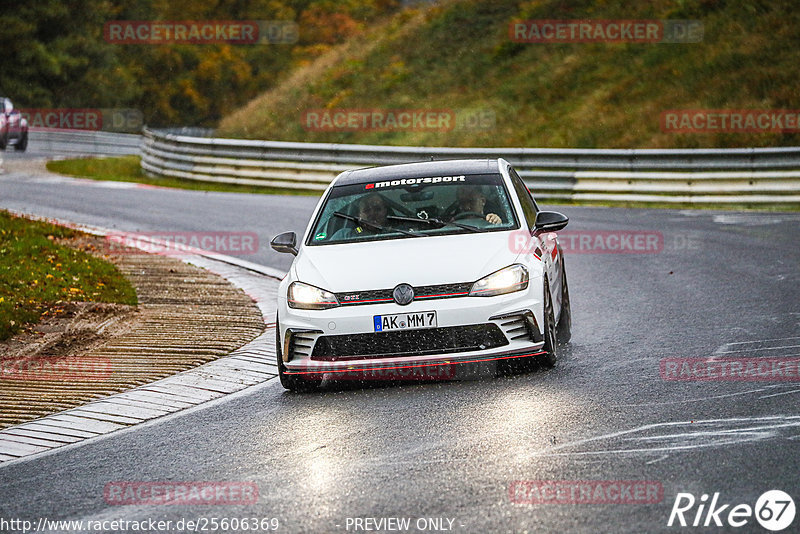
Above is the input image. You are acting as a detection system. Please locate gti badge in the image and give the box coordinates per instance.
[393,284,414,306]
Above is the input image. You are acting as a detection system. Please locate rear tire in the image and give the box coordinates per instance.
[537,277,558,368]
[276,317,321,392]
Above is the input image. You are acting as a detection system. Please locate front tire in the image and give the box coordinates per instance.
[537,277,558,368]
[276,317,321,392]
[556,255,571,344]
[14,130,27,152]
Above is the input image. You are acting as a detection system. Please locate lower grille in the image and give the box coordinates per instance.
[499,316,533,342]
[289,331,319,361]
[310,324,508,361]
[491,310,542,344]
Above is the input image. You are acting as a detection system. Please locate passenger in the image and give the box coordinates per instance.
[332,193,390,239]
[356,193,389,228]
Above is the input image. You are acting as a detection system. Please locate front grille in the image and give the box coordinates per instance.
[415,283,473,299]
[337,289,394,305]
[310,324,508,360]
[336,282,472,306]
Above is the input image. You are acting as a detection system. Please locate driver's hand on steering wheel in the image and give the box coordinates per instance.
[485,213,501,225]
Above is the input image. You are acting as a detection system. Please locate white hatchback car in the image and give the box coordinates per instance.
[271,158,571,391]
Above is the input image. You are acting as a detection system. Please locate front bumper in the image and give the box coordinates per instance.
[278,286,545,376]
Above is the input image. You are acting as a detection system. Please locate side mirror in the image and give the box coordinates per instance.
[270,232,298,256]
[534,211,569,233]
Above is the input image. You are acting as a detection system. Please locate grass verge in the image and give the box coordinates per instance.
[46,156,322,197]
[0,211,138,341]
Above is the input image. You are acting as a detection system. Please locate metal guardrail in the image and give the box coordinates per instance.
[28,130,142,157]
[141,128,800,204]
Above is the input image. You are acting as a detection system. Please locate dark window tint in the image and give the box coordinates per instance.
[509,167,537,228]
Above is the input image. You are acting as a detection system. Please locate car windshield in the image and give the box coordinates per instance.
[307,173,518,245]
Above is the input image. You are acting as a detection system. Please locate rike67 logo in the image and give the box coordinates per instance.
[668,490,795,531]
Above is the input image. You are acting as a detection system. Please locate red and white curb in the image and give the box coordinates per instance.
[0,216,283,466]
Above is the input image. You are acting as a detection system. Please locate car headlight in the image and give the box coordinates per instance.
[288,281,340,310]
[470,264,529,297]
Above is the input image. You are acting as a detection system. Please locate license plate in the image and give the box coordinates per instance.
[374,311,437,332]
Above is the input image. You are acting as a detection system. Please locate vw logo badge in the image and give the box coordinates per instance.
[393,283,414,306]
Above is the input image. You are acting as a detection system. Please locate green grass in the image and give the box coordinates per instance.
[0,211,138,341]
[218,0,800,149]
[46,156,322,197]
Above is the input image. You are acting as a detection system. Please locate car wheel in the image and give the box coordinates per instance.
[556,255,571,344]
[0,129,7,150]
[14,131,27,152]
[276,316,321,392]
[537,277,558,368]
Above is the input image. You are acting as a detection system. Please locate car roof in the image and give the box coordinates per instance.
[333,159,503,186]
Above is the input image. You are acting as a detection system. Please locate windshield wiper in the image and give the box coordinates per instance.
[332,212,423,237]
[387,215,483,233]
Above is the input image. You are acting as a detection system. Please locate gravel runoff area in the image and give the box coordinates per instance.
[0,229,267,430]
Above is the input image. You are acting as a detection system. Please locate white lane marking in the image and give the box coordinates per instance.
[613,388,769,407]
[524,415,800,459]
[715,336,800,351]
[712,214,796,226]
[715,344,800,354]
[759,388,800,399]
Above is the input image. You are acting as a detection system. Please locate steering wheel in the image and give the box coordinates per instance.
[453,211,486,221]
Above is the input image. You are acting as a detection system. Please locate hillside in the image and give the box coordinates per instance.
[217,0,800,148]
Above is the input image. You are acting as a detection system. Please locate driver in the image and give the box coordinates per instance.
[356,193,389,228]
[453,186,502,225]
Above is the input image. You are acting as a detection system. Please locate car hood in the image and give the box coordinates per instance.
[294,231,519,291]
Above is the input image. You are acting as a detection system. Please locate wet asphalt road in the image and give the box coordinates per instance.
[1,167,799,533]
